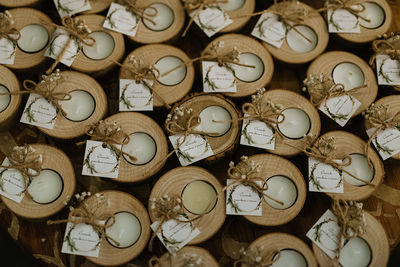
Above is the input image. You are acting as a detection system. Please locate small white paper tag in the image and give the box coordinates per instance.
[45,28,81,67]
[319,95,361,127]
[226,179,262,216]
[308,158,343,193]
[367,126,400,160]
[103,2,140,37]
[54,0,92,18]
[0,158,26,203]
[191,5,232,37]
[240,117,275,150]
[0,37,16,65]
[327,8,360,33]
[202,61,237,93]
[82,140,121,179]
[376,54,400,85]
[169,134,214,166]
[119,79,153,111]
[251,13,286,48]
[307,209,341,259]
[61,220,103,257]
[20,94,58,129]
[151,216,200,254]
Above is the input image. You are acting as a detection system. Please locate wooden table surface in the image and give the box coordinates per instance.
[1,1,400,266]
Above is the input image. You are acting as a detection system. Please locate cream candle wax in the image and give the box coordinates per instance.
[0,85,11,113]
[82,31,115,60]
[106,212,142,248]
[143,3,174,31]
[332,62,365,90]
[231,53,264,82]
[264,175,297,210]
[220,0,245,11]
[271,250,307,267]
[277,108,311,139]
[59,90,95,122]
[155,56,186,85]
[122,132,157,165]
[358,2,385,29]
[197,105,232,136]
[286,25,318,53]
[182,180,217,214]
[339,237,372,267]
[17,24,49,53]
[342,154,374,186]
[27,169,63,204]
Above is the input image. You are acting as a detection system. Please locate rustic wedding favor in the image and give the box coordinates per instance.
[149,246,219,267]
[0,0,41,7]
[0,65,21,130]
[220,0,255,32]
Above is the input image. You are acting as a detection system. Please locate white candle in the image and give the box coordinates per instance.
[59,90,95,122]
[82,31,115,60]
[342,154,374,186]
[332,62,365,90]
[286,25,318,53]
[264,175,297,210]
[357,2,385,29]
[220,0,245,11]
[231,53,264,82]
[0,84,11,113]
[155,56,186,86]
[271,249,307,267]
[197,105,232,136]
[122,132,157,165]
[277,108,311,139]
[105,212,142,248]
[182,180,217,214]
[339,237,371,267]
[142,3,174,31]
[17,24,49,53]
[27,169,63,204]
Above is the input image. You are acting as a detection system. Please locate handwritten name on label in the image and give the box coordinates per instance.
[226,179,262,216]
[327,8,360,33]
[251,13,286,48]
[202,61,237,93]
[0,37,16,65]
[309,158,343,193]
[367,126,400,160]
[191,5,232,37]
[169,134,214,166]
[103,2,140,37]
[376,55,400,85]
[319,95,361,127]
[20,94,57,129]
[119,79,153,111]
[240,118,275,150]
[54,0,92,18]
[0,158,25,203]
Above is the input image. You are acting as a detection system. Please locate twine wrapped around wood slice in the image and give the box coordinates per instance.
[0,65,21,129]
[149,246,219,267]
[1,144,76,219]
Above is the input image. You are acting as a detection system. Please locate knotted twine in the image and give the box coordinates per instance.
[233,246,281,267]
[149,251,203,267]
[317,0,371,23]
[0,11,20,42]
[119,0,158,25]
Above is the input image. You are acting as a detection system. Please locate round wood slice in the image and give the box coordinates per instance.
[0,65,21,129]
[220,0,255,33]
[154,246,219,267]
[0,0,40,7]
[84,0,112,14]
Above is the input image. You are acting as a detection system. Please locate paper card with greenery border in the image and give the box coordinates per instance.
[226,179,263,216]
[0,158,26,203]
[169,134,214,166]
[0,37,16,65]
[103,2,140,37]
[327,8,360,33]
[367,126,400,160]
[119,79,153,111]
[376,55,400,85]
[191,5,232,37]
[45,28,82,67]
[82,140,121,179]
[251,12,287,48]
[319,94,361,127]
[308,158,343,193]
[202,61,237,93]
[54,0,92,18]
[240,116,275,150]
[20,93,58,129]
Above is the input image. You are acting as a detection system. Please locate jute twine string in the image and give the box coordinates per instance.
[119,0,158,25]
[317,0,371,22]
[369,36,400,67]
[0,11,20,42]
[149,250,203,267]
[234,246,280,267]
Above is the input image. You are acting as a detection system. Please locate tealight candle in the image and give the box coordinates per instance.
[339,237,372,267]
[59,90,95,122]
[220,0,245,11]
[358,2,385,29]
[182,180,217,214]
[105,212,142,248]
[286,25,318,53]
[277,108,311,139]
[154,56,186,86]
[332,62,365,90]
[122,132,157,165]
[27,169,63,204]
[271,249,307,267]
[231,53,264,82]
[143,3,174,31]
[82,31,115,60]
[0,84,11,113]
[342,153,374,186]
[17,24,49,53]
[264,175,297,210]
[197,105,232,136]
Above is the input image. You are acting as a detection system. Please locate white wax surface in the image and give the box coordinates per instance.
[182,180,217,214]
[339,237,371,267]
[264,175,297,210]
[271,250,307,267]
[143,3,174,31]
[286,25,318,53]
[220,0,245,11]
[0,85,11,113]
[277,108,311,139]
[106,212,141,248]
[197,105,232,136]
[17,24,49,53]
[358,2,385,29]
[122,132,157,165]
[342,154,374,186]
[82,31,115,60]
[332,62,365,90]
[155,56,186,86]
[60,90,95,122]
[231,53,264,82]
[27,169,63,204]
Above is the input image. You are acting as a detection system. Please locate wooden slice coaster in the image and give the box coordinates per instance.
[83,190,151,266]
[313,211,389,267]
[103,112,168,183]
[0,0,40,7]
[7,8,55,70]
[202,34,274,98]
[320,131,384,200]
[71,14,125,73]
[119,44,194,108]
[262,2,329,64]
[84,0,112,14]
[263,89,321,157]
[307,51,378,117]
[38,71,107,140]
[129,0,185,44]
[149,166,225,244]
[220,0,255,33]
[0,65,21,130]
[245,233,318,267]
[1,144,76,219]
[154,246,219,267]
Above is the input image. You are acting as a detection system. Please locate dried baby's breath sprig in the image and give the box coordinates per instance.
[234,245,280,267]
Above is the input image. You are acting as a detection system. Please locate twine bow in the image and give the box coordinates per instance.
[234,246,281,267]
[318,0,371,22]
[369,36,400,67]
[119,0,158,25]
[0,11,20,42]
